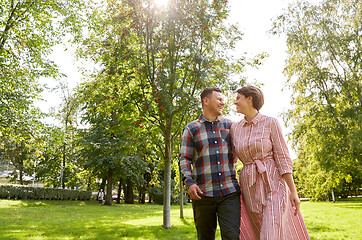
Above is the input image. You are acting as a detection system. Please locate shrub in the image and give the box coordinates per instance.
[0,185,92,201]
[148,179,178,205]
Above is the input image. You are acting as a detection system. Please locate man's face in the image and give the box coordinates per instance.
[204,91,225,116]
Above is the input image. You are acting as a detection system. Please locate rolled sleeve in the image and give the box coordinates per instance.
[270,118,293,175]
[179,127,195,188]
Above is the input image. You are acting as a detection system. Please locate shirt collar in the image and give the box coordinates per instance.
[198,114,221,123]
[240,112,262,126]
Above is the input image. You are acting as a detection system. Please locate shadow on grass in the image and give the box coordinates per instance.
[181,217,192,226]
[340,205,362,209]
[0,219,197,240]
[0,199,198,240]
[305,217,350,240]
[308,224,334,233]
[83,223,196,240]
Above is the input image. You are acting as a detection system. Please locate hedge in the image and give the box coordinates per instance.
[0,185,92,201]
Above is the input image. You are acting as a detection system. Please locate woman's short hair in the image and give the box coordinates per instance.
[236,86,264,111]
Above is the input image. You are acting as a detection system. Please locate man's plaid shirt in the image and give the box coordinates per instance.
[179,115,240,197]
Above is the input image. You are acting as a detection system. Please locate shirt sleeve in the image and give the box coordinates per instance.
[179,126,196,188]
[230,124,239,163]
[270,118,293,175]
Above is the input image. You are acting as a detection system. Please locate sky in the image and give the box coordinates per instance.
[37,0,322,159]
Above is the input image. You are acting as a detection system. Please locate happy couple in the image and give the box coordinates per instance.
[179,86,310,240]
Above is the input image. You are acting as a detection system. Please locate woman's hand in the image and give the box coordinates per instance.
[290,191,300,216]
[282,173,301,216]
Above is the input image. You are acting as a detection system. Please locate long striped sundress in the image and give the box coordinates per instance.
[230,113,310,240]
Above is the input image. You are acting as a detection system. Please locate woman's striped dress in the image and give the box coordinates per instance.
[231,113,310,240]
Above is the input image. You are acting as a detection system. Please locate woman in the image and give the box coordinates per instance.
[97,189,104,205]
[230,86,310,240]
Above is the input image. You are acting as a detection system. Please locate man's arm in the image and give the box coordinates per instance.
[179,127,203,200]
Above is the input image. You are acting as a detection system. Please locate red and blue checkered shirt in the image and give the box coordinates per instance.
[179,115,240,197]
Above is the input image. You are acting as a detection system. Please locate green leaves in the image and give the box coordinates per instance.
[0,0,89,189]
[74,0,247,218]
[275,0,361,200]
[0,0,86,132]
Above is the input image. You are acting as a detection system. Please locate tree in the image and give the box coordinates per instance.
[0,0,85,135]
[273,0,361,200]
[76,68,149,205]
[108,0,247,228]
[1,105,45,185]
[76,0,261,227]
[0,1,88,187]
[52,81,82,189]
[35,125,64,187]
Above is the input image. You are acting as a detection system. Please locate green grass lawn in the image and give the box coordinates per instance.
[0,198,360,240]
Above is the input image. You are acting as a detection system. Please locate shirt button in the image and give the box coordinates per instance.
[213,131,216,134]
[216,151,219,153]
[218,162,220,164]
[215,140,217,143]
[219,173,221,175]
[220,184,223,187]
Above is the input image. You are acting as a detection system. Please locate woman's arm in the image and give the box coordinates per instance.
[269,117,300,215]
[283,173,300,215]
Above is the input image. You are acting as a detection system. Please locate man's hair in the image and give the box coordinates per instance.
[200,87,222,105]
[236,86,264,111]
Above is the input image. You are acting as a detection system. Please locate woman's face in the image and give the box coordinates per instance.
[234,93,252,114]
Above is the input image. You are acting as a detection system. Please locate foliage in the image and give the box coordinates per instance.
[273,0,362,200]
[76,0,253,227]
[1,106,46,185]
[0,185,91,200]
[33,125,64,188]
[0,0,261,217]
[0,0,88,189]
[148,178,178,205]
[54,81,83,189]
[0,0,85,134]
[76,60,150,205]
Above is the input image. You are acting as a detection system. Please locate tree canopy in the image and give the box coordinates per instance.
[273,0,361,200]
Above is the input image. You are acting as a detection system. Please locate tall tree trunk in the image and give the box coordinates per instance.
[139,175,146,204]
[125,178,134,204]
[87,177,91,190]
[123,183,127,200]
[179,169,184,219]
[332,188,336,203]
[104,169,113,206]
[62,143,66,189]
[116,177,122,204]
[163,119,173,228]
[139,189,145,204]
[18,142,25,185]
[144,170,152,204]
[19,159,24,185]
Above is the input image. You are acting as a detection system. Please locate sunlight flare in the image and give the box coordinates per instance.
[153,0,168,8]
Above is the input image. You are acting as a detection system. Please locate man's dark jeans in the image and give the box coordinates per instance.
[192,191,241,240]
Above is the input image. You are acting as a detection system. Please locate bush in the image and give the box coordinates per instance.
[148,185,164,204]
[0,185,92,201]
[148,179,178,205]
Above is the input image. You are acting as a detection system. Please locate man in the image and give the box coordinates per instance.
[179,87,241,240]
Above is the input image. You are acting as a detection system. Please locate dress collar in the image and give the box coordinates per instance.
[240,112,262,126]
